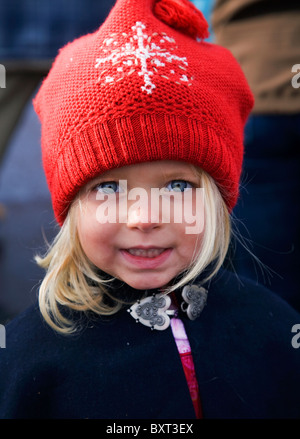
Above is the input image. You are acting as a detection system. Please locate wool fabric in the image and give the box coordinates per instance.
[33,0,254,225]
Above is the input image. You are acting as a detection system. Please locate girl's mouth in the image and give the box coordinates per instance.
[126,248,165,258]
[120,248,172,269]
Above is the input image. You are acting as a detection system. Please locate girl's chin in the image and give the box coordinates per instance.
[121,277,170,291]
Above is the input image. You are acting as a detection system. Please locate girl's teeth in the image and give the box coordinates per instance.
[127,248,165,258]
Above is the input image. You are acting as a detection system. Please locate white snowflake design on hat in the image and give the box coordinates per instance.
[95,21,193,94]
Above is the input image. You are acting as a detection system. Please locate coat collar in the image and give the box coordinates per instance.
[97,270,209,330]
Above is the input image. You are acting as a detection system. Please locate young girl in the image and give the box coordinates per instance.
[0,0,299,419]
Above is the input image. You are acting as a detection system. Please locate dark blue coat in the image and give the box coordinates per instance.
[0,269,299,419]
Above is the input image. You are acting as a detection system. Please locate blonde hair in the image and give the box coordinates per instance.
[36,169,231,334]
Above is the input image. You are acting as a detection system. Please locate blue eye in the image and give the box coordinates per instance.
[166,180,192,192]
[96,181,119,194]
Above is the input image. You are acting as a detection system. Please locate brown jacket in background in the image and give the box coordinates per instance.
[211,0,300,114]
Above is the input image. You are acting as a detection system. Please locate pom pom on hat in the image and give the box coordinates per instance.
[153,0,209,40]
[34,0,254,225]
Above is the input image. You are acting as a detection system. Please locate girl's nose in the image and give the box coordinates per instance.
[126,198,160,231]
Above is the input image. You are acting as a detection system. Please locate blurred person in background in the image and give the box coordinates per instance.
[0,0,116,324]
[0,0,117,161]
[211,0,300,312]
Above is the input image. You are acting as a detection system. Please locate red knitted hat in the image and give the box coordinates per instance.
[34,0,254,225]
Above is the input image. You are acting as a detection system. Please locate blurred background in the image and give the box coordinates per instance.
[0,0,120,324]
[0,0,299,326]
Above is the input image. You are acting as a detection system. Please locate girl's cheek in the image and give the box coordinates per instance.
[77,193,99,222]
[76,202,97,241]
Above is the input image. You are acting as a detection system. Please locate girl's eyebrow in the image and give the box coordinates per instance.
[88,171,126,185]
[86,165,200,188]
[162,172,195,180]
[92,171,196,182]
[160,168,199,181]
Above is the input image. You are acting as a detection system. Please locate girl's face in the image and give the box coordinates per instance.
[77,160,204,290]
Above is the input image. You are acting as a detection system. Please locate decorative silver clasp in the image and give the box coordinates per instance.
[128,284,208,330]
[181,285,207,320]
[128,293,174,330]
